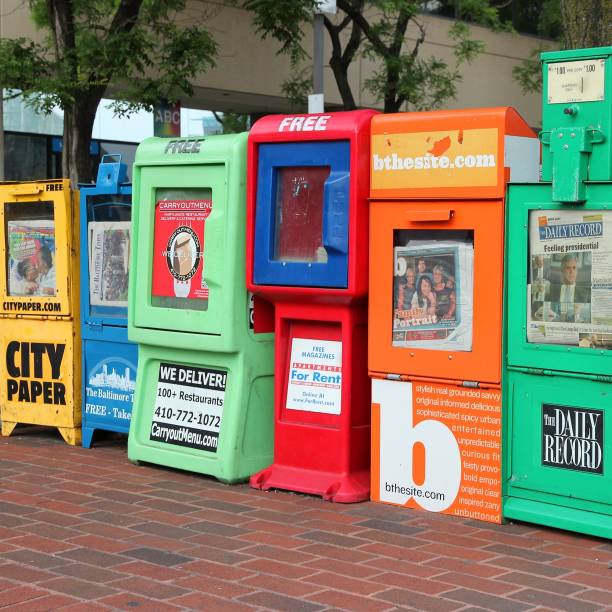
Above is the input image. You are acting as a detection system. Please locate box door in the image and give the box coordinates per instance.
[507,371,611,508]
[82,193,132,324]
[507,184,612,377]
[369,200,504,384]
[0,181,73,317]
[132,164,226,335]
[253,141,350,288]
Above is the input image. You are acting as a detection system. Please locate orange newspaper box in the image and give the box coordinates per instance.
[368,109,538,523]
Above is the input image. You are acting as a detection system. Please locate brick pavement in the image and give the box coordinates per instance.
[0,427,610,611]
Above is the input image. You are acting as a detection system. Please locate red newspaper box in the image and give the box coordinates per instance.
[247,110,377,502]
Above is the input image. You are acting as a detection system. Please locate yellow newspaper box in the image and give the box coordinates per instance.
[0,180,81,445]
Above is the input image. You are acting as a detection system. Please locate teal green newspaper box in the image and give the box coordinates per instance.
[505,46,612,539]
[127,134,274,482]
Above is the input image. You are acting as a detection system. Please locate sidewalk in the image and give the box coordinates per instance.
[0,427,610,611]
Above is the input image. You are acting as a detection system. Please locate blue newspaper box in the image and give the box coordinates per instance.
[80,155,137,448]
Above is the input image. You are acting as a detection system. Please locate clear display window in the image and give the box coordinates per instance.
[527,210,612,349]
[151,188,212,311]
[87,195,131,310]
[392,229,474,352]
[273,166,330,263]
[4,200,56,297]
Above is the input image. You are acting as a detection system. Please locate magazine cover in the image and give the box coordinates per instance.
[392,241,474,351]
[88,221,130,307]
[7,220,56,297]
[527,210,612,348]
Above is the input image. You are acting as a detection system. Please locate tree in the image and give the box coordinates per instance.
[0,1,218,183]
[244,0,508,113]
[212,112,252,134]
[513,0,611,94]
[560,0,611,49]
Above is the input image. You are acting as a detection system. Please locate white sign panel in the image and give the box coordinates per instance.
[286,338,342,414]
[150,362,226,452]
[547,59,605,104]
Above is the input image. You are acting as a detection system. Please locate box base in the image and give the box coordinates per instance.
[1,420,81,446]
[250,464,369,503]
[504,497,612,540]
[82,424,129,449]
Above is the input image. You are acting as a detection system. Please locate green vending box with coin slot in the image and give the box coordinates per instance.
[504,46,612,538]
[127,134,274,482]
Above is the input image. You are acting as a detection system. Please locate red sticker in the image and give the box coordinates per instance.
[152,199,212,300]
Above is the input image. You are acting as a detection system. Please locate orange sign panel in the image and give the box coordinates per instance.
[371,128,499,191]
[372,378,502,523]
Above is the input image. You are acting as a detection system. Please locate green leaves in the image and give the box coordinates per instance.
[513,46,546,93]
[242,0,318,64]
[3,0,218,115]
[245,0,504,113]
[0,38,50,90]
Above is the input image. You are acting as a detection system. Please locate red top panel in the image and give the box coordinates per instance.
[247,110,378,304]
[249,110,377,144]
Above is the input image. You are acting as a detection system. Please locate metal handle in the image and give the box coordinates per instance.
[587,128,605,144]
[101,154,122,164]
[406,209,452,222]
[539,130,551,145]
[10,185,44,196]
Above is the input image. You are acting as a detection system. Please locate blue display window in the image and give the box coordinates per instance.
[253,141,350,288]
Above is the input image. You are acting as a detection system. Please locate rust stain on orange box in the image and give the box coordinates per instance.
[372,128,499,191]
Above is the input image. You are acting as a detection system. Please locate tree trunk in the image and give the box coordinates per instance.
[329,56,357,110]
[560,0,612,49]
[383,66,401,113]
[62,98,99,184]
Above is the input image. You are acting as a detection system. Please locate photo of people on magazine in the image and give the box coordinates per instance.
[7,220,56,297]
[392,235,474,352]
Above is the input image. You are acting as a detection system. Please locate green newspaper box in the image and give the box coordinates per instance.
[504,47,612,538]
[127,134,274,482]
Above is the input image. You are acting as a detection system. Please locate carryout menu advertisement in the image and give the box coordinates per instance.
[152,197,212,301]
[286,338,342,415]
[527,210,612,349]
[372,379,502,523]
[150,362,226,452]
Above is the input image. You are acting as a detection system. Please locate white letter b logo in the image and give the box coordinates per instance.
[373,379,461,512]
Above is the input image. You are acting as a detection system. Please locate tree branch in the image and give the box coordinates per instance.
[408,16,426,64]
[390,4,410,58]
[336,0,389,59]
[45,0,76,76]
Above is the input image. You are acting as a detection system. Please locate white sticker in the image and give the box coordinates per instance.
[547,59,605,104]
[150,362,226,452]
[286,338,342,414]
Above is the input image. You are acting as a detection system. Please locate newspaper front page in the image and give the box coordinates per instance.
[393,241,474,351]
[88,221,130,307]
[527,210,612,349]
